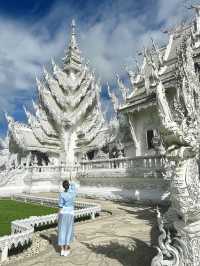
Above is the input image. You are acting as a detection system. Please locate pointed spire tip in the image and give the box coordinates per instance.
[71,19,76,28]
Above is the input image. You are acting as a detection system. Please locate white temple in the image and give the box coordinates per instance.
[2,9,200,203]
[1,6,200,265]
[6,20,108,168]
[119,11,200,158]
[0,19,168,200]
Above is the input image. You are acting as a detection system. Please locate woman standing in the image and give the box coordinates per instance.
[58,180,77,256]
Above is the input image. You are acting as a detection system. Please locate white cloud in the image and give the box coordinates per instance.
[156,0,194,28]
[80,0,191,83]
[0,0,192,134]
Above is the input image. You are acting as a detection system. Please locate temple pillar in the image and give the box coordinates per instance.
[62,128,77,166]
[127,113,141,155]
[26,152,31,167]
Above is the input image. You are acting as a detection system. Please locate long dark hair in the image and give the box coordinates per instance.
[62,180,69,191]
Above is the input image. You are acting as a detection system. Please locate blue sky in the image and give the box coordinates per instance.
[0,0,196,137]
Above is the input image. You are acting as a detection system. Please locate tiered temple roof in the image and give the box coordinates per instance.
[119,6,200,114]
[7,20,107,160]
[6,114,60,154]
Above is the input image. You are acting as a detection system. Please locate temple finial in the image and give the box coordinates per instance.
[70,18,77,49]
[63,19,82,71]
[71,19,76,34]
[4,112,14,128]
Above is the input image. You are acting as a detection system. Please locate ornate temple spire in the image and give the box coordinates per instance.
[116,74,129,101]
[70,19,78,49]
[63,19,82,72]
[5,113,14,131]
[125,66,136,88]
[4,20,106,165]
[151,38,163,66]
[107,83,119,113]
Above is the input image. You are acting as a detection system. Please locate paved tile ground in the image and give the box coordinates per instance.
[5,195,159,266]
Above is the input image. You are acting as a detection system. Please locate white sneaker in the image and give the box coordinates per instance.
[61,250,65,256]
[63,250,70,256]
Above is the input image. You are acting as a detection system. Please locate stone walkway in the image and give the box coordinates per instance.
[5,197,159,266]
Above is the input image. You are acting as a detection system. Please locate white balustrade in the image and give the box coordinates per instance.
[22,155,165,175]
[79,155,164,171]
[0,194,101,262]
[25,165,80,173]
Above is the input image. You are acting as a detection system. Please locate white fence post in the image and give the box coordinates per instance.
[91,212,95,220]
[1,244,8,262]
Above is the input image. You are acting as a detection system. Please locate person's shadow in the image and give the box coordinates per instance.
[80,238,156,266]
[40,229,60,253]
[41,229,156,265]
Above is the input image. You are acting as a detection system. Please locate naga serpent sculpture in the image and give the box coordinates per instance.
[151,32,200,265]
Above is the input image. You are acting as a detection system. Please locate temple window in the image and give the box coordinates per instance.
[194,21,197,32]
[146,129,154,149]
[87,150,95,160]
[194,62,200,81]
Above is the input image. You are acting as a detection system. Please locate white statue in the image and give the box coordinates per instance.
[151,33,200,265]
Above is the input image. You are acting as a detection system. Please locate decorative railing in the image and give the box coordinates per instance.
[12,194,100,210]
[79,155,165,171]
[25,165,78,173]
[23,155,165,173]
[0,195,101,262]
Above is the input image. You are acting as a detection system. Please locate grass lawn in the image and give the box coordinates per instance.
[0,199,58,237]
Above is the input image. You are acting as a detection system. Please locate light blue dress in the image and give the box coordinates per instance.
[58,183,77,246]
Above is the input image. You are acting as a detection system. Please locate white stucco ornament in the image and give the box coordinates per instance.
[151,9,200,265]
